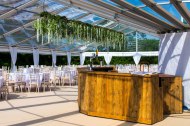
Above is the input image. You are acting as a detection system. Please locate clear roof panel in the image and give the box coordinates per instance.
[112,24,124,31]
[96,20,110,26]
[123,28,133,34]
[0,0,170,52]
[11,11,38,20]
[1,0,31,8]
[102,0,123,8]
[153,0,169,3]
[0,6,12,15]
[45,0,65,12]
[59,7,87,19]
[23,0,45,13]
[161,4,183,22]
[125,0,145,7]
[184,2,190,11]
[142,7,172,25]
[79,14,102,24]
[0,19,34,34]
[0,24,18,33]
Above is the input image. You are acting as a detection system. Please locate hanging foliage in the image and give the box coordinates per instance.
[33,12,125,50]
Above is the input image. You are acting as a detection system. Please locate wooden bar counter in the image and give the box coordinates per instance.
[78,71,163,124]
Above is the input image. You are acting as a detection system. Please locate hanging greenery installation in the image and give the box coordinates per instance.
[33,12,125,50]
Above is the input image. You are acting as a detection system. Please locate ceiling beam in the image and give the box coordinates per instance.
[110,0,175,31]
[170,0,190,25]
[0,0,38,19]
[88,0,166,31]
[54,0,158,35]
[141,0,186,29]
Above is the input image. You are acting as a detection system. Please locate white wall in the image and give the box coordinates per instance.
[159,32,190,109]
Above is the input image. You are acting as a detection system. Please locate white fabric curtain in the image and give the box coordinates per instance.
[104,53,112,65]
[67,51,71,65]
[51,50,56,67]
[133,53,141,65]
[159,32,190,109]
[33,48,39,66]
[79,52,86,65]
[9,46,17,72]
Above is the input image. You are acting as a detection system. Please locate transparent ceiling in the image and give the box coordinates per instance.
[0,0,189,52]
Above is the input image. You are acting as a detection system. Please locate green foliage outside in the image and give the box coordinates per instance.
[0,52,158,68]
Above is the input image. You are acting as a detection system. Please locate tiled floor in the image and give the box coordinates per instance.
[0,86,190,126]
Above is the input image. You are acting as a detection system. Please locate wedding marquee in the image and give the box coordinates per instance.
[0,0,190,108]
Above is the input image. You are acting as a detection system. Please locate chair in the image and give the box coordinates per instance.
[0,85,9,100]
[14,74,26,92]
[0,69,2,76]
[34,68,40,73]
[72,75,78,86]
[41,73,51,92]
[0,74,9,100]
[29,74,40,92]
[54,71,61,86]
[61,72,71,86]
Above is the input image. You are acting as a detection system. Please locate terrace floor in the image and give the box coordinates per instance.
[0,86,190,126]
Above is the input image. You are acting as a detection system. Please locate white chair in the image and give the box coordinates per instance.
[41,73,51,92]
[14,74,26,92]
[61,72,71,86]
[55,71,61,86]
[29,74,40,92]
[0,74,9,100]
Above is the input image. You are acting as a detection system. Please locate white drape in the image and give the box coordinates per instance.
[159,32,190,109]
[51,50,56,67]
[104,53,112,65]
[67,51,71,65]
[79,52,86,65]
[33,48,39,66]
[133,53,141,65]
[9,46,17,72]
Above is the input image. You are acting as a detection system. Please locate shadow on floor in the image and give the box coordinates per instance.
[5,99,82,126]
[115,121,137,126]
[9,110,79,126]
[164,114,190,119]
[0,99,76,111]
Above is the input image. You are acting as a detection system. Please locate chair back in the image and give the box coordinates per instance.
[43,73,50,82]
[3,73,10,86]
[64,72,71,80]
[16,74,25,82]
[0,69,2,76]
[30,74,38,84]
[34,68,40,73]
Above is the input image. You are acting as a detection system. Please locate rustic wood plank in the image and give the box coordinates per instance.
[161,76,182,114]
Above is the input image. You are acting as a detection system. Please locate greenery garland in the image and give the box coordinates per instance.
[33,12,125,50]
